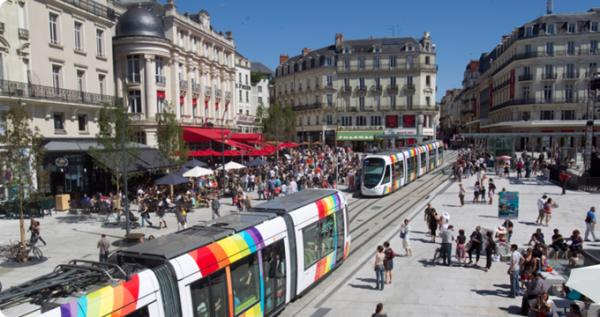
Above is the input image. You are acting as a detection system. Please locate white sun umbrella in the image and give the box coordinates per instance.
[217,161,246,171]
[565,264,600,303]
[183,166,214,177]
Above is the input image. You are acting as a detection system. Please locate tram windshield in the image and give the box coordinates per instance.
[363,158,385,188]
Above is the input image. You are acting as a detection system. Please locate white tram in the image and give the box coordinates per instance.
[361,140,444,197]
[0,190,349,317]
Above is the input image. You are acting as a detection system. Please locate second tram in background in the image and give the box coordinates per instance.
[361,140,444,197]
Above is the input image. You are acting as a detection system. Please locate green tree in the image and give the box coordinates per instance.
[256,103,266,118]
[89,101,140,211]
[0,102,49,261]
[250,71,263,83]
[156,101,188,166]
[262,103,297,142]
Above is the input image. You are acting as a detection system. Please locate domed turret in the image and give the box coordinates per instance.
[116,6,165,38]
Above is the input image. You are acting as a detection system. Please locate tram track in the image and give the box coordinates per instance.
[346,152,458,257]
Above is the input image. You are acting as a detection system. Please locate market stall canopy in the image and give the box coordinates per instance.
[183,166,214,177]
[155,173,191,185]
[177,166,191,175]
[223,150,242,156]
[247,149,267,156]
[280,142,298,148]
[565,264,600,303]
[312,142,322,145]
[217,161,246,170]
[183,158,208,168]
[299,142,309,145]
[336,131,383,141]
[246,158,270,167]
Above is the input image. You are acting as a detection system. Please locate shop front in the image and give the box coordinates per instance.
[336,131,384,152]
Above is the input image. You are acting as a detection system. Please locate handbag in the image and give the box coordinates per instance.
[400,231,406,239]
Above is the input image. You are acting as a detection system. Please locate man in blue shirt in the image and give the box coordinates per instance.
[585,206,597,242]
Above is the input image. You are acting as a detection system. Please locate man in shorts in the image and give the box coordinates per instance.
[536,195,547,225]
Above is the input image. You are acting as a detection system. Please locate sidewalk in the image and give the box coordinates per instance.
[286,164,600,317]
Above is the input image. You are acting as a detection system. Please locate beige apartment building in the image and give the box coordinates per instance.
[275,33,439,151]
[0,0,119,197]
[438,88,461,136]
[113,0,236,147]
[463,7,600,150]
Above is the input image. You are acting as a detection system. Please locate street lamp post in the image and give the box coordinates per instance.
[303,126,306,152]
[221,104,227,197]
[121,105,131,235]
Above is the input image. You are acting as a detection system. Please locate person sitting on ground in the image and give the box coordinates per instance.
[530,292,552,317]
[566,230,583,260]
[565,304,581,317]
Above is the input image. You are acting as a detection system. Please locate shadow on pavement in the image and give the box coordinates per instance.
[1,256,49,268]
[493,283,511,289]
[498,305,522,315]
[472,289,507,298]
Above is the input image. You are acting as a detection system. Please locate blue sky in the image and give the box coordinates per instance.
[176,0,599,102]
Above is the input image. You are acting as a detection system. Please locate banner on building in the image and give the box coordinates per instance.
[498,191,519,219]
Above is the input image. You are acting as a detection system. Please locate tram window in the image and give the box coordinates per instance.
[303,214,336,269]
[190,277,210,317]
[429,151,435,165]
[407,157,413,174]
[336,208,345,262]
[421,154,427,168]
[231,253,261,316]
[303,222,319,268]
[124,306,149,317]
[262,240,286,314]
[439,147,443,159]
[320,214,335,257]
[395,161,404,178]
[382,165,391,183]
[190,269,229,317]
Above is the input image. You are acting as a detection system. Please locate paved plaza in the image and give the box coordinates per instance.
[1,154,599,317]
[279,162,600,317]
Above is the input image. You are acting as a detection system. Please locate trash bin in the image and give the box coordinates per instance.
[55,194,70,211]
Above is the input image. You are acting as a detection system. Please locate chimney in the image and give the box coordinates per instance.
[335,33,344,49]
[302,48,313,56]
[469,60,479,73]
[446,90,453,97]
[547,0,553,14]
[280,54,289,65]
[502,35,508,42]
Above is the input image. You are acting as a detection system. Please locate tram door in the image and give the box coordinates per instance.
[262,239,287,316]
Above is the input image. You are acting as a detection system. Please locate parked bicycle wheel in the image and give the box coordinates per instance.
[32,247,43,261]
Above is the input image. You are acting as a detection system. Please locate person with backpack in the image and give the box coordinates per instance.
[383,241,395,284]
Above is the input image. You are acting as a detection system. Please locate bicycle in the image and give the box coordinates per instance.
[432,247,445,266]
[4,239,43,263]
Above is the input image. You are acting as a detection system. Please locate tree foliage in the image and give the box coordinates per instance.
[250,71,264,83]
[155,101,189,166]
[0,102,49,256]
[261,103,297,142]
[89,101,140,199]
[256,103,266,119]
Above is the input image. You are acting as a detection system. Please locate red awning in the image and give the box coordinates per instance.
[193,99,198,105]
[212,138,255,150]
[157,91,166,98]
[230,133,264,142]
[223,150,242,156]
[183,127,231,142]
[205,101,209,108]
[180,96,185,104]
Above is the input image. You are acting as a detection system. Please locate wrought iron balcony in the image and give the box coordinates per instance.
[18,28,29,38]
[204,86,211,95]
[518,74,533,81]
[541,73,557,80]
[192,83,201,92]
[215,89,222,97]
[60,0,116,21]
[387,85,399,93]
[563,72,580,79]
[156,75,166,85]
[373,85,383,92]
[0,79,115,106]
[225,91,231,100]
[179,80,188,90]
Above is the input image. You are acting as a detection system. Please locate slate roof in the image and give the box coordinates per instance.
[250,62,274,76]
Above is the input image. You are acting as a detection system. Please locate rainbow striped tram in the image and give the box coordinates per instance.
[361,140,444,197]
[0,190,349,317]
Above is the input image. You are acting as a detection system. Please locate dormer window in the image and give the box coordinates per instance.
[344,47,350,54]
[407,45,413,51]
[547,24,554,34]
[374,46,380,53]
